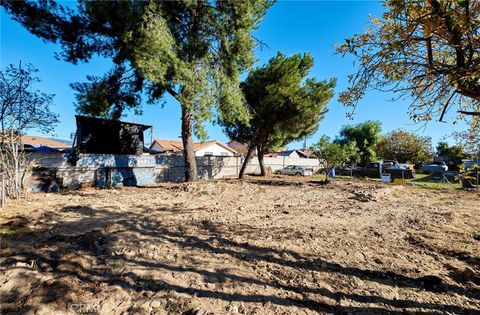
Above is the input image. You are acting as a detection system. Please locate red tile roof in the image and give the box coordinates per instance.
[21,136,71,149]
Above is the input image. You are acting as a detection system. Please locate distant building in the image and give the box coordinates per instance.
[21,135,71,152]
[264,149,316,159]
[278,150,301,158]
[75,115,152,155]
[264,150,299,158]
[150,139,236,157]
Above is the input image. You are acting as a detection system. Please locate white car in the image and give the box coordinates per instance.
[274,165,313,176]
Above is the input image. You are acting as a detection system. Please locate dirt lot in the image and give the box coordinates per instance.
[0,177,479,314]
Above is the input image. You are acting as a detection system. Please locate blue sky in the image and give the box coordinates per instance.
[1,1,466,148]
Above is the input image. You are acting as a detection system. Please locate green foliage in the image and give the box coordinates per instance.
[336,120,382,166]
[459,163,479,189]
[435,141,467,168]
[452,117,480,156]
[310,136,358,181]
[436,142,450,157]
[376,130,432,163]
[70,67,143,120]
[223,52,336,154]
[132,1,274,139]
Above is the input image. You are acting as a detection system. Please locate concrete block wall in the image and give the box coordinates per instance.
[27,152,321,190]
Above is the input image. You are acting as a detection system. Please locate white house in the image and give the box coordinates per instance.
[150,139,237,157]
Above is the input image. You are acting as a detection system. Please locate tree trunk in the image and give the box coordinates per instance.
[258,145,266,176]
[325,167,331,183]
[181,106,197,182]
[239,143,255,179]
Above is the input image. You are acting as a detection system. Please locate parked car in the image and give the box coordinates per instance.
[337,164,355,176]
[421,161,448,173]
[274,165,313,176]
[350,161,415,179]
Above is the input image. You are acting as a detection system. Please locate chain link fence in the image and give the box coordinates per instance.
[0,171,5,208]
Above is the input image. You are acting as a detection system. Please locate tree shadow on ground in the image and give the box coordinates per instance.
[405,234,480,268]
[1,202,479,314]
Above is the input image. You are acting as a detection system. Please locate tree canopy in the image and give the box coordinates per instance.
[223,52,336,177]
[452,119,480,157]
[337,0,480,126]
[336,120,382,166]
[0,63,58,137]
[2,0,273,181]
[436,141,467,169]
[376,130,432,163]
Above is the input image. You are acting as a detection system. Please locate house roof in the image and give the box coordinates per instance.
[264,149,316,158]
[297,149,316,158]
[21,136,71,149]
[278,150,298,157]
[151,139,236,154]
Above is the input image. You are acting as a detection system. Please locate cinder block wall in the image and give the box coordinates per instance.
[27,153,321,190]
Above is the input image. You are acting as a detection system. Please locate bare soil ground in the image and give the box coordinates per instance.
[0,177,479,315]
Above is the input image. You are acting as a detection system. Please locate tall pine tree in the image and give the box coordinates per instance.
[223,52,336,178]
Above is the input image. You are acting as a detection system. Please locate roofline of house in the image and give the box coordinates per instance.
[75,115,152,129]
[151,139,237,154]
[210,141,237,154]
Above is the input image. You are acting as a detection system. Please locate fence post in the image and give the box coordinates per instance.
[105,167,112,188]
[208,156,213,179]
[236,157,239,177]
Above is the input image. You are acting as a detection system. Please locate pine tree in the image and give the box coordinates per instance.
[223,52,336,178]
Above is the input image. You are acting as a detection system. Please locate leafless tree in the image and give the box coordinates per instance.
[0,62,58,198]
